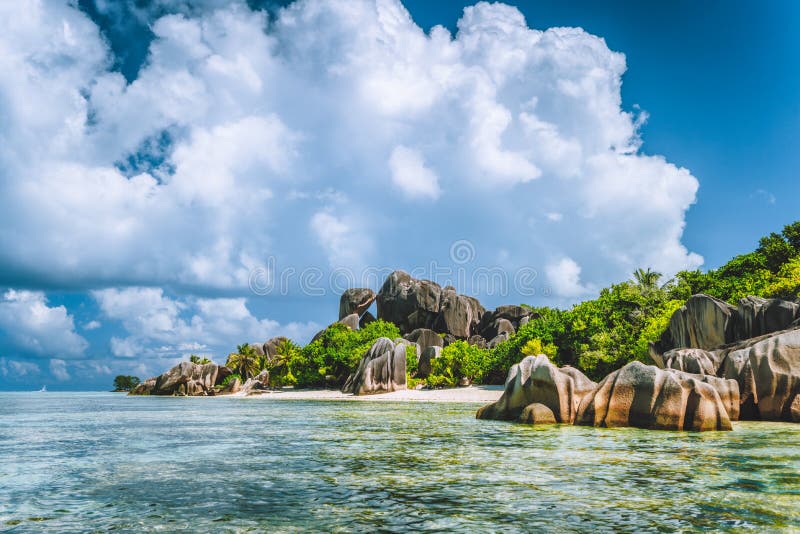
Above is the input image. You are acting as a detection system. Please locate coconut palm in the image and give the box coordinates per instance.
[225,343,260,380]
[632,268,663,292]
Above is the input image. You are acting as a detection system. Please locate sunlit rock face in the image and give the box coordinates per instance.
[575,362,735,432]
[476,354,596,423]
[342,337,407,395]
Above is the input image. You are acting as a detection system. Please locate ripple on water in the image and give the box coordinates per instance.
[0,393,799,532]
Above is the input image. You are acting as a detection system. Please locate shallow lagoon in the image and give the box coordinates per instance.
[1,392,798,532]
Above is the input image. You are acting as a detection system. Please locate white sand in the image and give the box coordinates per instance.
[239,385,504,403]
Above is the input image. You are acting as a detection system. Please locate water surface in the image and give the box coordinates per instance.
[0,392,798,532]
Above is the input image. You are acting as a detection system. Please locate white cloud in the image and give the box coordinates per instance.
[84,320,102,330]
[309,211,372,269]
[93,287,319,361]
[0,0,702,304]
[0,290,88,358]
[49,359,71,381]
[546,257,591,298]
[389,146,441,200]
[0,358,40,377]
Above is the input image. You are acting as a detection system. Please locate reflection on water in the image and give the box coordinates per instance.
[0,393,798,532]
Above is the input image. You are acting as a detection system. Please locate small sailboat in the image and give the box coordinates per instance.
[38,385,47,392]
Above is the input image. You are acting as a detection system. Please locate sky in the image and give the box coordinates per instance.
[0,0,797,390]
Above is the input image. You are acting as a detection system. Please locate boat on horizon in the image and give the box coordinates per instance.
[37,385,46,392]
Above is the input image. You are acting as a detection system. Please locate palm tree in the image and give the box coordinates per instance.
[632,268,663,292]
[225,343,260,380]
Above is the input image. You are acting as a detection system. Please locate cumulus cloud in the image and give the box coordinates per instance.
[0,0,702,301]
[93,287,319,361]
[389,145,441,200]
[49,359,71,381]
[546,258,591,298]
[0,290,88,358]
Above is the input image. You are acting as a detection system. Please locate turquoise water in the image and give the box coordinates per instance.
[0,393,798,532]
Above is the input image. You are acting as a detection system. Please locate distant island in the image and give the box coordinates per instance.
[130,221,800,431]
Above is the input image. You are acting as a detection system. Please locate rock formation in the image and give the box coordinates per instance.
[476,355,596,423]
[575,362,734,431]
[130,362,231,396]
[376,271,485,338]
[342,337,407,395]
[417,346,442,379]
[517,403,557,425]
[649,294,800,422]
[240,369,270,395]
[339,288,376,320]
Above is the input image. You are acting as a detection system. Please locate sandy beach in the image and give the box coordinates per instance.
[238,385,504,403]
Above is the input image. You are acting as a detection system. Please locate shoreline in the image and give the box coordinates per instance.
[234,385,504,403]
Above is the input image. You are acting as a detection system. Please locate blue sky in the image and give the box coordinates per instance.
[0,0,797,390]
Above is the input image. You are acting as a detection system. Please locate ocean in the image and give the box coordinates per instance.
[1,392,798,532]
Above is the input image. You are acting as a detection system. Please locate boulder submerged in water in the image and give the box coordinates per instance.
[129,362,232,396]
[575,362,734,431]
[342,337,407,395]
[476,355,596,424]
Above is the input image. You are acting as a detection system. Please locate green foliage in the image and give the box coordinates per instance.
[225,343,260,380]
[189,354,212,365]
[290,320,401,388]
[765,256,800,299]
[405,344,418,377]
[483,219,800,382]
[219,373,241,387]
[668,221,800,302]
[113,375,140,391]
[264,339,302,387]
[428,341,490,387]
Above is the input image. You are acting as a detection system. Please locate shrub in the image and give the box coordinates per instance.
[428,341,490,387]
[290,320,400,387]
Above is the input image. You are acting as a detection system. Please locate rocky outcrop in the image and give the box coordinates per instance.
[339,313,360,331]
[517,403,557,425]
[661,348,719,376]
[339,288,376,320]
[342,338,407,395]
[263,337,288,360]
[417,346,442,379]
[240,369,270,394]
[669,294,737,351]
[130,362,232,396]
[404,328,443,352]
[376,271,484,338]
[477,305,533,340]
[576,362,734,431]
[476,355,596,423]
[651,294,800,358]
[716,329,800,421]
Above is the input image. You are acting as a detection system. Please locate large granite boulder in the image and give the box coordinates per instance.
[404,328,443,352]
[575,362,733,431]
[433,287,485,339]
[377,271,441,333]
[342,338,407,395]
[661,348,719,376]
[339,313,360,331]
[417,346,442,379]
[263,336,289,360]
[130,377,156,395]
[517,403,557,425]
[476,355,596,423]
[735,297,799,340]
[239,369,270,395]
[717,328,800,421]
[131,362,232,396]
[339,288,377,320]
[669,294,737,350]
[478,305,531,339]
[376,271,484,338]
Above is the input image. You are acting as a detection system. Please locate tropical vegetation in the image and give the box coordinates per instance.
[216,220,800,388]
